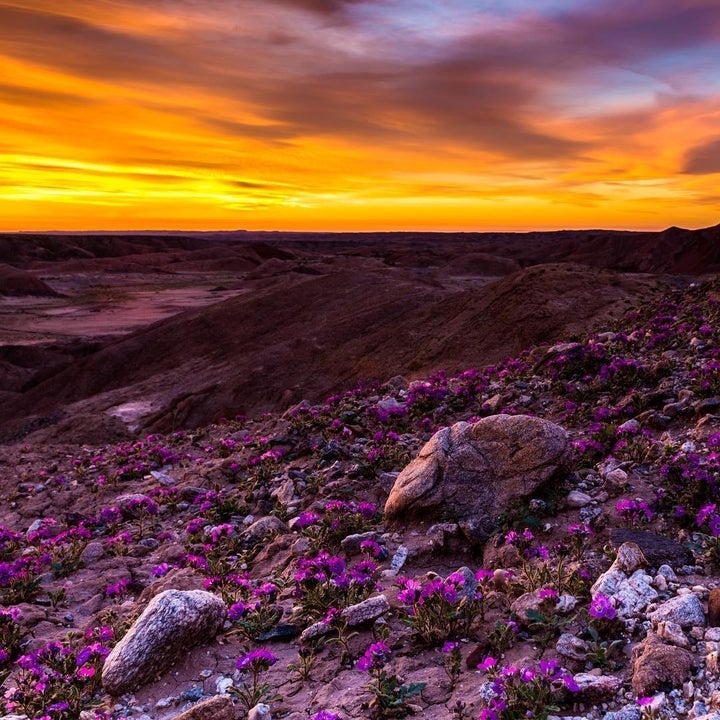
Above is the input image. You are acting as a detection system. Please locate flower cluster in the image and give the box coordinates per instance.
[477,656,579,720]
[294,552,380,620]
[396,570,489,646]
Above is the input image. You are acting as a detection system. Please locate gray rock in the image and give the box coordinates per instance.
[567,490,593,508]
[572,672,623,699]
[341,531,381,556]
[240,516,287,546]
[556,633,590,661]
[609,529,693,569]
[300,595,390,643]
[79,541,105,565]
[649,593,706,628]
[102,590,226,695]
[592,545,658,619]
[383,545,408,577]
[150,470,176,486]
[656,620,691,649]
[602,706,641,720]
[384,415,569,541]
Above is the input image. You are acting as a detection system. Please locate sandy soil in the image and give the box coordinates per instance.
[0,273,245,345]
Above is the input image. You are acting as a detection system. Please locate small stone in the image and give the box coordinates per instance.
[216,676,234,695]
[510,590,548,626]
[656,620,691,649]
[557,594,578,614]
[658,564,678,581]
[247,703,271,720]
[706,627,720,641]
[271,478,295,506]
[613,542,647,574]
[603,468,629,491]
[654,575,668,592]
[340,594,390,626]
[300,595,390,642]
[180,687,204,702]
[706,651,720,674]
[241,516,287,546]
[567,490,593,508]
[79,541,105,565]
[150,470,176,486]
[602,704,641,720]
[572,672,623,699]
[387,546,408,575]
[341,531,381,556]
[556,632,590,661]
[617,419,641,434]
[171,695,235,720]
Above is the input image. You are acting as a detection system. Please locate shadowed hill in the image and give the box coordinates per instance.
[0,263,663,443]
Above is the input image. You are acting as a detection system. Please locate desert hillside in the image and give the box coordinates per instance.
[1,231,720,720]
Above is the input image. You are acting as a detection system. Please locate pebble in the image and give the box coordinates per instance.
[216,676,234,694]
[384,545,408,576]
[567,490,593,508]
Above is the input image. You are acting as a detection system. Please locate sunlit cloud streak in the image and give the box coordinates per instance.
[0,0,718,230]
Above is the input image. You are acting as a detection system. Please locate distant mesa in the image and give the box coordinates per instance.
[0,264,61,297]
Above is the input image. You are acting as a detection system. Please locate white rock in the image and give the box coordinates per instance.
[567,491,593,508]
[248,704,271,720]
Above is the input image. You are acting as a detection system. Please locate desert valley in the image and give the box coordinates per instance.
[2,227,720,720]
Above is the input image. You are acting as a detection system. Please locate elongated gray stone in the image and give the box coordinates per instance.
[102,589,226,695]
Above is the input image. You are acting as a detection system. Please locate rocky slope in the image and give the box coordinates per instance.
[2,272,720,719]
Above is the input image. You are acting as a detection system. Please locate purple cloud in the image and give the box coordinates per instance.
[683,137,720,174]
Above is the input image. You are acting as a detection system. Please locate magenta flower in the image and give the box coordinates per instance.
[236,648,277,673]
[355,641,391,672]
[589,592,616,620]
[477,656,497,672]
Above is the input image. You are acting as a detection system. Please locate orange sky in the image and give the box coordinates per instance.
[1,0,719,231]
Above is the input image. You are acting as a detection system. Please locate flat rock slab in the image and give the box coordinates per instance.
[102,589,226,695]
[384,414,569,542]
[609,529,693,569]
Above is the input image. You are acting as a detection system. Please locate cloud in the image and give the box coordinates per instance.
[0,82,92,107]
[683,137,720,174]
[0,4,185,82]
[270,0,369,14]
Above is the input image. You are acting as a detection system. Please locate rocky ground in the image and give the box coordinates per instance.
[2,257,720,719]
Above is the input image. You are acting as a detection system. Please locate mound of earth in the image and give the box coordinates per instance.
[0,262,661,443]
[0,263,60,296]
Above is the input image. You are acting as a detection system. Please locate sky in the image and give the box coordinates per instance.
[1,0,719,231]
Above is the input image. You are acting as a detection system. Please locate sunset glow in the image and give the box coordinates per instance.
[1,0,719,231]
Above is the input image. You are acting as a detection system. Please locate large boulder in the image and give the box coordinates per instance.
[631,633,694,696]
[102,589,226,695]
[384,415,569,541]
